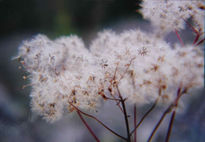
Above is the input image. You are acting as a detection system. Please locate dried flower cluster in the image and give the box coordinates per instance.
[141,0,205,36]
[16,0,204,123]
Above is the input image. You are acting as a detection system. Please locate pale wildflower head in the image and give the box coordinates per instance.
[18,34,102,122]
[90,30,165,104]
[90,29,204,105]
[16,1,204,122]
[30,75,65,122]
[17,30,204,122]
[141,0,205,36]
[169,44,204,89]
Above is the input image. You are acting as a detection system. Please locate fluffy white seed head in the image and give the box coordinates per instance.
[90,30,204,105]
[141,0,205,36]
[17,1,204,122]
[18,34,103,122]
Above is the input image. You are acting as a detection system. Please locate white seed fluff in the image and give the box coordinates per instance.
[141,0,205,36]
[17,1,204,122]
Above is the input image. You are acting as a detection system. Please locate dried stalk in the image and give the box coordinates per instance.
[117,85,131,142]
[165,110,176,142]
[69,102,127,141]
[76,110,100,142]
[134,105,137,142]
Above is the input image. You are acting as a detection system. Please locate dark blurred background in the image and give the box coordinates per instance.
[0,0,141,37]
[0,0,204,142]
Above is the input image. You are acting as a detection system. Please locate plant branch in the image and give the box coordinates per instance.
[130,96,159,135]
[164,87,187,142]
[196,38,205,46]
[121,98,131,142]
[147,104,172,142]
[165,110,176,142]
[107,64,124,113]
[175,29,184,46]
[184,20,202,44]
[147,88,185,142]
[119,57,136,82]
[76,110,100,142]
[108,87,124,113]
[69,102,127,141]
[117,86,131,142]
[134,105,137,142]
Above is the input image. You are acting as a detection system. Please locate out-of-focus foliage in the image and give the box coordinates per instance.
[0,0,140,37]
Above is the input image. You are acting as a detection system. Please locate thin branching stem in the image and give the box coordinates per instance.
[147,104,172,142]
[184,20,198,34]
[175,29,184,46]
[76,110,100,142]
[130,97,159,135]
[164,87,188,142]
[121,98,131,142]
[147,88,185,142]
[107,64,124,113]
[117,85,131,142]
[108,90,124,113]
[165,110,176,142]
[104,96,121,101]
[196,38,205,46]
[69,102,127,141]
[193,34,201,45]
[184,19,204,45]
[119,57,136,82]
[134,105,137,142]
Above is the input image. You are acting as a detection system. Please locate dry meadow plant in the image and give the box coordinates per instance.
[14,0,204,142]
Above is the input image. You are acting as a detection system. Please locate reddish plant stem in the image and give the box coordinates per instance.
[76,110,100,142]
[119,57,136,82]
[69,102,127,141]
[164,87,188,142]
[130,97,159,135]
[104,95,121,101]
[184,20,204,45]
[121,98,131,142]
[117,86,131,142]
[115,100,124,113]
[134,105,137,142]
[107,64,124,113]
[175,29,184,46]
[165,110,176,142]
[185,20,198,34]
[196,38,205,46]
[147,88,184,142]
[108,89,124,113]
[184,20,201,44]
[193,34,200,44]
[147,104,172,142]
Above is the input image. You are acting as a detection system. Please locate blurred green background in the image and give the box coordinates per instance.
[0,0,141,37]
[0,0,204,142]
